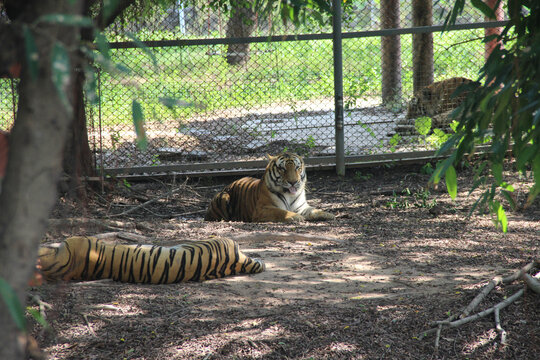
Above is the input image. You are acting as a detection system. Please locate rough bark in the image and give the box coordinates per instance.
[380,0,402,105]
[412,0,433,94]
[62,68,95,198]
[225,0,256,66]
[0,0,83,358]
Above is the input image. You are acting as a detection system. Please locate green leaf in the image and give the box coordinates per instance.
[26,308,50,330]
[126,33,158,69]
[51,42,72,115]
[37,14,93,27]
[515,144,538,171]
[83,65,99,106]
[492,162,503,185]
[469,189,488,217]
[496,202,508,232]
[430,154,456,186]
[501,190,516,210]
[389,133,401,147]
[471,0,497,19]
[132,100,147,151]
[103,0,121,22]
[415,117,432,136]
[94,32,111,60]
[0,278,27,332]
[23,26,39,80]
[532,153,540,186]
[445,165,458,200]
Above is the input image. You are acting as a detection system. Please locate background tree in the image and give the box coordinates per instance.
[412,0,433,93]
[225,0,256,65]
[380,0,402,105]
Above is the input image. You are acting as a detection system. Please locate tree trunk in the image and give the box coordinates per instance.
[225,0,256,66]
[380,0,402,105]
[62,68,95,199]
[412,0,433,93]
[0,0,82,358]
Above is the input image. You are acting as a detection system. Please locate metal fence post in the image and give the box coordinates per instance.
[332,0,345,176]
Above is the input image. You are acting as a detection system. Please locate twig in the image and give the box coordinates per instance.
[171,209,207,217]
[82,314,97,337]
[109,185,185,217]
[494,307,507,345]
[522,273,540,294]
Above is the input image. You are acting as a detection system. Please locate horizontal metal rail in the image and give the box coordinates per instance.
[103,150,449,177]
[109,21,508,49]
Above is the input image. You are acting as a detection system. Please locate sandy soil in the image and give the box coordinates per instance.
[30,162,540,359]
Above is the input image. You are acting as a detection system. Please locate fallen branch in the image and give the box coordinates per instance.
[109,182,187,217]
[523,272,540,294]
[460,261,536,318]
[420,260,539,350]
[82,314,97,337]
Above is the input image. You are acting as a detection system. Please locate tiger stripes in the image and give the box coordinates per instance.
[38,236,265,284]
[205,152,334,223]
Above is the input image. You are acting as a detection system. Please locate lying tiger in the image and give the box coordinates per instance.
[406,77,476,120]
[37,236,265,284]
[205,152,334,223]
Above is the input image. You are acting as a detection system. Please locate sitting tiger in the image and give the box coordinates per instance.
[406,77,476,120]
[37,236,265,284]
[205,152,334,223]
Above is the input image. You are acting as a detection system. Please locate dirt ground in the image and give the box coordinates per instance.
[30,162,540,360]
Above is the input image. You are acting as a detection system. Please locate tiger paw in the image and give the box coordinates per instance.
[306,209,334,221]
[285,213,305,223]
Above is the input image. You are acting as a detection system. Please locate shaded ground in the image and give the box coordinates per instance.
[31,163,540,359]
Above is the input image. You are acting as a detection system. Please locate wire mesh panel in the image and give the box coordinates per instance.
[0,79,16,132]
[90,0,497,175]
[0,1,502,175]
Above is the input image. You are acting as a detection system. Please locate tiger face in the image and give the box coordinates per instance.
[406,77,474,119]
[265,152,306,196]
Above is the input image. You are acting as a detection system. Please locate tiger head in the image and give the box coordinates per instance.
[264,152,306,196]
[406,87,435,119]
[406,77,475,120]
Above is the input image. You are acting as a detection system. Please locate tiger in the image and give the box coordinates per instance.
[37,236,265,284]
[204,152,334,223]
[406,77,476,120]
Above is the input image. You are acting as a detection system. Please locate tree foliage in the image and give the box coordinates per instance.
[432,0,540,231]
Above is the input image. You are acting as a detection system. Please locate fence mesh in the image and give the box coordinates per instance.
[0,1,501,174]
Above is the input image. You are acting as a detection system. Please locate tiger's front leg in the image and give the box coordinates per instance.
[302,207,335,221]
[253,206,305,223]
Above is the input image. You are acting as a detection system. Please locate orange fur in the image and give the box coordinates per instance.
[37,236,264,284]
[406,77,475,119]
[205,152,334,223]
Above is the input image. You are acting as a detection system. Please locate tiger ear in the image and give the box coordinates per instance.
[266,153,276,161]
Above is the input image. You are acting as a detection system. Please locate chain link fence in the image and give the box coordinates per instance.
[0,1,504,176]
